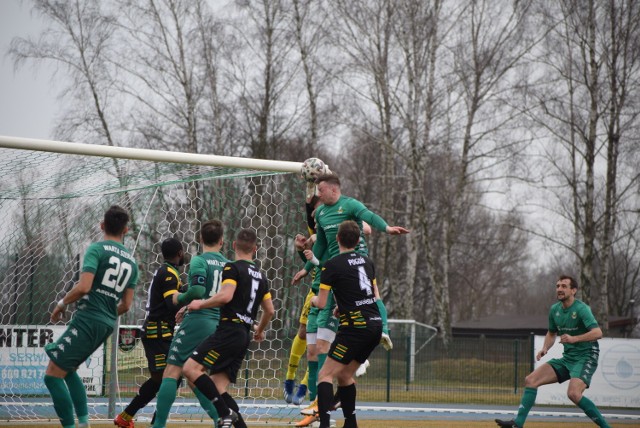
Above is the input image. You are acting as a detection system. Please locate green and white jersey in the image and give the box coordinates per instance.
[548,299,599,358]
[313,195,388,259]
[184,251,229,321]
[76,240,139,325]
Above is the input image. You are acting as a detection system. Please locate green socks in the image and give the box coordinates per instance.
[513,388,610,428]
[65,371,88,423]
[317,353,327,371]
[308,361,318,400]
[514,387,537,427]
[375,300,389,334]
[308,354,328,402]
[194,386,219,422]
[152,378,178,428]
[44,375,75,428]
[578,396,611,428]
[152,378,223,427]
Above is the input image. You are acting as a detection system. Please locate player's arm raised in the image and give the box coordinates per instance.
[386,225,410,235]
[292,234,320,284]
[296,227,327,282]
[354,200,409,235]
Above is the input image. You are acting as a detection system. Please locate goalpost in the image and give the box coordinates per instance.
[0,135,310,423]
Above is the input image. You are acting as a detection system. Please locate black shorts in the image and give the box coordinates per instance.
[190,322,250,383]
[329,324,382,365]
[142,337,172,373]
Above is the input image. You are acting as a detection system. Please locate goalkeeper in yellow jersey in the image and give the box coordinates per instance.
[284,192,322,406]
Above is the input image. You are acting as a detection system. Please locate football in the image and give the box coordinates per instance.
[300,157,328,182]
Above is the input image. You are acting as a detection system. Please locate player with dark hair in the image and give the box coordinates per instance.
[183,228,275,428]
[495,275,610,428]
[293,173,408,351]
[311,220,383,428]
[295,173,388,426]
[45,205,139,428]
[151,220,230,428]
[114,237,205,427]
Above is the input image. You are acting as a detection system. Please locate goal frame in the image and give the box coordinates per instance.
[0,134,305,422]
[0,135,302,173]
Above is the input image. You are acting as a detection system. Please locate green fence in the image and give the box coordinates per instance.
[352,329,535,405]
[110,322,535,407]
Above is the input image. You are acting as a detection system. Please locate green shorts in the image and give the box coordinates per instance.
[306,307,319,334]
[45,315,113,372]
[548,349,600,387]
[317,291,338,333]
[166,315,219,367]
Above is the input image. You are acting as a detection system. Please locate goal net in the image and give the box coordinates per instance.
[0,137,309,423]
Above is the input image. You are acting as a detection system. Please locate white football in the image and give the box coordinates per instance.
[300,157,328,182]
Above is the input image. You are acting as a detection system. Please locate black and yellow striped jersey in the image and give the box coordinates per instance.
[141,262,181,339]
[320,251,381,328]
[219,260,271,327]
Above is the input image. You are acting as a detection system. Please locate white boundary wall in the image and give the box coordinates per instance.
[0,325,103,396]
[534,335,640,408]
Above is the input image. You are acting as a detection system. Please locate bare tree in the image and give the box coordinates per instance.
[423,0,537,341]
[330,0,403,318]
[597,0,640,328]
[289,0,329,151]
[114,0,208,154]
[10,1,128,198]
[229,0,299,160]
[609,237,640,322]
[327,0,538,343]
[386,0,443,321]
[9,0,140,234]
[11,1,118,146]
[527,0,640,330]
[113,0,220,252]
[19,0,640,341]
[193,0,238,156]
[451,209,530,321]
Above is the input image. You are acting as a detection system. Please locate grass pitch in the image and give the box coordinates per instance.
[0,421,637,427]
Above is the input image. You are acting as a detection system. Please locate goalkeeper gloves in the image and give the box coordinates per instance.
[177,285,206,305]
[355,359,370,377]
[380,332,393,351]
[305,182,317,200]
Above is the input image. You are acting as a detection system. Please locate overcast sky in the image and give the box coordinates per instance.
[0,0,59,140]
